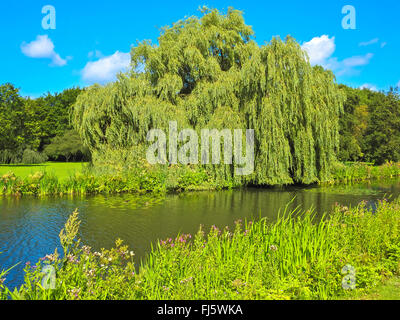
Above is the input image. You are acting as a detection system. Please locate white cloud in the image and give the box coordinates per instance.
[302,35,374,76]
[397,80,400,88]
[88,50,103,59]
[21,35,67,67]
[81,51,131,84]
[381,42,387,48]
[359,38,379,46]
[341,53,374,68]
[360,83,378,91]
[301,35,335,66]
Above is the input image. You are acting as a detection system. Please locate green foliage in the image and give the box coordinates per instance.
[2,197,400,300]
[0,85,86,164]
[330,161,400,184]
[338,85,400,164]
[364,89,400,164]
[0,84,26,161]
[21,149,48,164]
[44,130,90,162]
[24,87,83,150]
[1,161,399,196]
[0,163,221,196]
[73,7,345,186]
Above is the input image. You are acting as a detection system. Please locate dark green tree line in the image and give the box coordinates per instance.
[338,85,400,165]
[0,84,89,163]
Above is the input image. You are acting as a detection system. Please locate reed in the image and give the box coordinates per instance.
[330,161,400,184]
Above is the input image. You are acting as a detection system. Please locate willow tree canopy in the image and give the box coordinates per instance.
[73,7,344,185]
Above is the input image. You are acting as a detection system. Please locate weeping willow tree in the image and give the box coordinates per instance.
[73,7,344,185]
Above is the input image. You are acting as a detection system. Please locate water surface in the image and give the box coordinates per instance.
[1,179,400,289]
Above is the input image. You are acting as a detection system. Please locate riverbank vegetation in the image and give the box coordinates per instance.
[1,160,400,196]
[1,197,399,300]
[0,164,227,196]
[330,161,400,184]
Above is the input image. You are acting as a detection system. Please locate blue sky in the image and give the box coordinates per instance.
[1,0,399,97]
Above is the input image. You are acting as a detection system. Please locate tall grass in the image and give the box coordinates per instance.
[0,164,223,196]
[1,197,399,300]
[330,161,400,184]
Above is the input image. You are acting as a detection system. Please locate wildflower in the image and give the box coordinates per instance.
[41,253,57,263]
[180,276,193,284]
[68,288,81,299]
[67,255,79,264]
[0,278,5,285]
[82,245,91,254]
[269,245,278,252]
[232,279,244,287]
[86,269,96,277]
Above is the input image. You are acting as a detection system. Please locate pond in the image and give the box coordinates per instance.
[1,178,400,289]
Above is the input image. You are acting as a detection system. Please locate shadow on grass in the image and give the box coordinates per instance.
[0,164,48,168]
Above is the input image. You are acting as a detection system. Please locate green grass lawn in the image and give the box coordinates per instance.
[356,277,400,300]
[0,162,87,180]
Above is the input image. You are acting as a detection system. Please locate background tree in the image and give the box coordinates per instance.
[363,88,400,164]
[338,85,400,164]
[44,130,90,162]
[0,83,26,163]
[0,84,86,164]
[24,87,83,150]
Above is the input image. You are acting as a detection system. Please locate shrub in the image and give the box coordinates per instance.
[21,149,48,164]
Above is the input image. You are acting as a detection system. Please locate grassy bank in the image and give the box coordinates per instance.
[1,161,400,197]
[1,197,399,300]
[0,164,228,196]
[349,277,400,300]
[330,161,400,184]
[0,162,86,181]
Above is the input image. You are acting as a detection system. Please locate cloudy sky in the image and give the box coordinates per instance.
[1,0,399,97]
